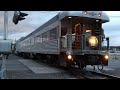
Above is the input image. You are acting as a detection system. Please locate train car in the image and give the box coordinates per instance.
[15,11,110,69]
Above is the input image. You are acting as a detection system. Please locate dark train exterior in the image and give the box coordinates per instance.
[15,11,110,69]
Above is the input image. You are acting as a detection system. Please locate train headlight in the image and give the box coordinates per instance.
[105,55,109,60]
[88,36,98,47]
[68,54,72,59]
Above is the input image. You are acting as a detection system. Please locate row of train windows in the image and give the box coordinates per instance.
[20,28,58,47]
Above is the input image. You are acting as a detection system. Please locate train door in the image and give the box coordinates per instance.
[60,18,72,51]
[61,27,67,49]
[60,17,83,50]
[59,18,73,67]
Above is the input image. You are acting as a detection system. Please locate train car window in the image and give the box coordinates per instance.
[23,42,25,47]
[31,38,34,45]
[38,37,40,43]
[42,32,47,41]
[28,39,30,46]
[39,35,42,43]
[34,37,37,43]
[35,35,42,43]
[25,41,27,46]
[50,28,57,40]
[21,42,24,47]
[47,31,50,41]
[26,40,28,46]
[82,23,94,35]
[82,20,102,36]
[61,27,67,36]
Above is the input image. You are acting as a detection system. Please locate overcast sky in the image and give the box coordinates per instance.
[0,11,119,46]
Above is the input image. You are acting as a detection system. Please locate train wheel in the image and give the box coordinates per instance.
[29,53,34,59]
[23,53,27,59]
[54,55,60,68]
[56,60,60,68]
[91,65,96,71]
[66,61,72,69]
[97,61,103,71]
[46,55,51,65]
[77,60,86,70]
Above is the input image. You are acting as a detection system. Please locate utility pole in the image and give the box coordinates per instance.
[4,11,8,40]
[0,11,8,79]
[0,11,28,79]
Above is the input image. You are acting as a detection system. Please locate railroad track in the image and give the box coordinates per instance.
[66,67,120,79]
[30,58,120,79]
[88,70,120,79]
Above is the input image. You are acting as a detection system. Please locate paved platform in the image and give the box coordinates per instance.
[0,54,77,79]
[19,59,64,74]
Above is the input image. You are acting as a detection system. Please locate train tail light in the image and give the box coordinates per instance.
[84,11,88,15]
[98,13,102,17]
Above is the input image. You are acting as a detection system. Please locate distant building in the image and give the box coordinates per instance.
[109,46,120,53]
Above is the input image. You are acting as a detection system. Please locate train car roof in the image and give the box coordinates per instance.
[19,14,59,42]
[17,11,110,42]
[59,11,110,22]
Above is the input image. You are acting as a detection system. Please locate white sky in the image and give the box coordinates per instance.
[0,11,119,46]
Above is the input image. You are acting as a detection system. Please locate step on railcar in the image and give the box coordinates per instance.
[15,11,110,69]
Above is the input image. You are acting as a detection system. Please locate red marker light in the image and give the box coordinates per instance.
[84,11,88,15]
[98,13,102,17]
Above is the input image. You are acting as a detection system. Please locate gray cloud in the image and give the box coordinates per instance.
[0,11,60,41]
[101,11,120,46]
[0,11,120,46]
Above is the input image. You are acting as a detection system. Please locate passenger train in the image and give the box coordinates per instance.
[15,11,110,69]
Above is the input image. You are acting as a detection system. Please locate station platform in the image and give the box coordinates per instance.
[0,54,77,79]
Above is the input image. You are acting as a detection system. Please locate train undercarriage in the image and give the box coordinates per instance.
[16,51,108,71]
